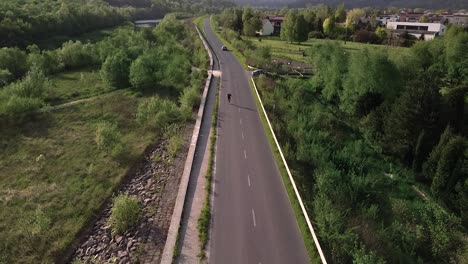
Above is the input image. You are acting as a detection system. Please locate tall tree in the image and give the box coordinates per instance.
[323,16,335,36]
[335,4,346,23]
[281,9,298,43]
[101,50,131,88]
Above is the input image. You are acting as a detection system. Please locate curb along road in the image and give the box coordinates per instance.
[160,24,214,264]
[250,77,327,264]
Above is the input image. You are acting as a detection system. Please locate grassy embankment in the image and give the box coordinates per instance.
[245,36,408,64]
[197,79,219,260]
[194,16,208,33]
[46,67,115,106]
[0,88,156,263]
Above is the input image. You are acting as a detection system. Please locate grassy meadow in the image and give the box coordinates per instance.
[245,36,408,64]
[0,89,157,263]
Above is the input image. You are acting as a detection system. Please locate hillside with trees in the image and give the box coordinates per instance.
[233,0,468,9]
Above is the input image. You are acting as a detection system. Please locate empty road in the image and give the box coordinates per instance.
[203,19,310,264]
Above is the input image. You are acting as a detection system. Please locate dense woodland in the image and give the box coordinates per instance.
[0,0,235,48]
[255,25,467,263]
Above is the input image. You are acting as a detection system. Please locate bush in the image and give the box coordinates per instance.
[136,97,185,129]
[0,47,28,79]
[108,194,140,235]
[353,30,378,44]
[0,65,48,116]
[164,125,184,160]
[95,121,121,151]
[309,31,324,39]
[179,87,201,110]
[246,46,271,68]
[101,50,132,88]
[59,41,98,69]
[0,69,13,86]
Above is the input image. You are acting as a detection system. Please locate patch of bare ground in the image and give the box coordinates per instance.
[70,122,194,264]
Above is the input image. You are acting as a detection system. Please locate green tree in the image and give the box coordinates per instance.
[281,10,308,43]
[129,52,161,89]
[341,49,401,116]
[323,16,336,36]
[281,9,298,43]
[0,47,28,79]
[295,14,309,43]
[431,136,466,194]
[310,42,348,102]
[101,50,132,88]
[0,69,12,86]
[335,4,347,23]
[375,27,387,43]
[243,16,261,37]
[423,126,454,180]
[420,15,429,22]
[302,7,316,32]
[383,81,441,162]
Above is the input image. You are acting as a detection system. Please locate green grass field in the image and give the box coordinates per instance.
[46,67,115,105]
[245,36,408,64]
[0,88,159,263]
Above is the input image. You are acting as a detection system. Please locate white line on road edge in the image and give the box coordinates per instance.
[252,209,257,227]
[251,77,328,264]
[244,150,247,159]
[248,175,251,187]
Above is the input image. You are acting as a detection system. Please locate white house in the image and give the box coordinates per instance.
[386,21,446,40]
[445,13,468,26]
[376,15,399,26]
[257,16,285,36]
[257,19,274,36]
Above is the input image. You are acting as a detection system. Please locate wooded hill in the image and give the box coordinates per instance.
[233,0,468,9]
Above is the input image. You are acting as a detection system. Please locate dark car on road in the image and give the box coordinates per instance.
[221,45,228,51]
[252,69,265,77]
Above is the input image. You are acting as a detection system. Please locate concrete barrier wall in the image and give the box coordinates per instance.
[160,24,214,264]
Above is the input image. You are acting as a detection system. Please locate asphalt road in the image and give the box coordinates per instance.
[203,19,310,264]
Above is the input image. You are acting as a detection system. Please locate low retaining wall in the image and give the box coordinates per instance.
[160,24,214,264]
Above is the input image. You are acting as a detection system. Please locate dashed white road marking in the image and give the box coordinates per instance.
[238,108,240,112]
[244,150,247,159]
[247,175,251,187]
[241,131,244,140]
[240,118,242,125]
[252,209,257,227]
